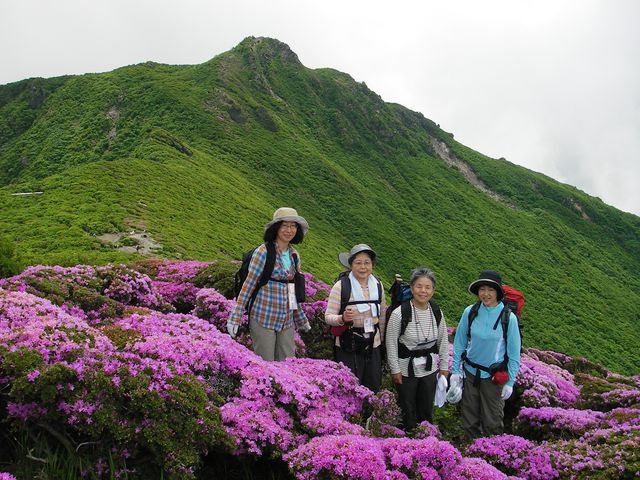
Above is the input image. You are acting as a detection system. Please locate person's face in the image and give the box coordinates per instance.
[350,252,373,282]
[478,285,499,307]
[410,276,434,307]
[276,221,298,244]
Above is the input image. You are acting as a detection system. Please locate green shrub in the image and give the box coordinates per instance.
[0,236,20,278]
[193,261,238,298]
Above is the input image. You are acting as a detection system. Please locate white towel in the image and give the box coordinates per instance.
[434,375,448,407]
[348,272,380,316]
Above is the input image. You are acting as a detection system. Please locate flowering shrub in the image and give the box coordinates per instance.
[593,386,640,409]
[2,262,639,479]
[285,434,389,480]
[221,398,301,455]
[366,389,405,438]
[151,260,209,312]
[516,352,580,407]
[286,435,508,479]
[414,421,442,439]
[515,407,604,439]
[466,435,559,480]
[192,288,239,331]
[0,290,231,479]
[469,426,640,480]
[525,348,572,369]
[0,264,164,321]
[155,261,210,283]
[301,271,331,299]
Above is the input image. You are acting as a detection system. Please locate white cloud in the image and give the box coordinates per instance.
[1,0,638,215]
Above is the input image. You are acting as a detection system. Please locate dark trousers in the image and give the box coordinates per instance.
[461,370,504,440]
[395,371,437,430]
[335,346,382,393]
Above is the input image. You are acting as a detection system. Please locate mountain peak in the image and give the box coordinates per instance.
[233,36,301,66]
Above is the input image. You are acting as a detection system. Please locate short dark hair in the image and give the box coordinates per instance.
[263,221,305,244]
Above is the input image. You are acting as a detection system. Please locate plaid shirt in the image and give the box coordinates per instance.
[228,243,308,331]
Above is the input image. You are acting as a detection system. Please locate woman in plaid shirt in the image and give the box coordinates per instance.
[227,207,311,361]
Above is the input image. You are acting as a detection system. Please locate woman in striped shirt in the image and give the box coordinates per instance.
[324,244,386,392]
[385,267,449,430]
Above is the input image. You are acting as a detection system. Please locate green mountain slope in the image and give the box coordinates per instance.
[0,37,638,374]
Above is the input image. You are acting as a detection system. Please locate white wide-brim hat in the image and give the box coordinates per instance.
[264,207,309,235]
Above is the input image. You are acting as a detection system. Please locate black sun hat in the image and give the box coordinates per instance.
[468,270,504,300]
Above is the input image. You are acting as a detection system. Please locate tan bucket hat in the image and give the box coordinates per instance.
[264,207,309,235]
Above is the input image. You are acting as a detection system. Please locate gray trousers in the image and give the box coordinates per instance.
[461,370,504,440]
[250,319,295,361]
[395,371,437,430]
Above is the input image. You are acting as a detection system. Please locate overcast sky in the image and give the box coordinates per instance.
[2,0,638,215]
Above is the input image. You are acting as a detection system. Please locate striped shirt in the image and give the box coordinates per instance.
[385,301,449,377]
[324,277,386,348]
[228,243,308,331]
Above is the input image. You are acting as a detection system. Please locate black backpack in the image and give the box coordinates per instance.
[385,274,412,324]
[336,271,383,317]
[233,243,304,316]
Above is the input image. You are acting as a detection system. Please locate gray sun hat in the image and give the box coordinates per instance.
[264,207,309,235]
[338,244,376,268]
[468,270,504,300]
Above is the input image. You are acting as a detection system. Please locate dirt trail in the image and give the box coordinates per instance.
[97,231,162,255]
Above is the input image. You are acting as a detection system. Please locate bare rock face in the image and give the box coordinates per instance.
[29,82,47,108]
[430,137,515,208]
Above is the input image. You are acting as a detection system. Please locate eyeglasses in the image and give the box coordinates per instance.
[280,222,298,230]
[352,261,373,267]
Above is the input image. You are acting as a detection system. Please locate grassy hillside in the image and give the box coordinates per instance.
[0,37,638,374]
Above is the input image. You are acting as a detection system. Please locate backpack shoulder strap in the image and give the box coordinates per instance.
[501,306,522,344]
[375,276,383,317]
[338,275,351,315]
[399,301,412,337]
[467,301,481,337]
[499,307,509,339]
[499,306,512,363]
[258,242,277,287]
[246,243,276,316]
[429,300,442,328]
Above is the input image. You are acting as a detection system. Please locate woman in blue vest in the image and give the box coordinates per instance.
[450,270,521,440]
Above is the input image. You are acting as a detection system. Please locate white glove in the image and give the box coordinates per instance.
[299,321,311,332]
[501,385,513,400]
[226,321,239,338]
[434,375,448,407]
[449,373,463,390]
